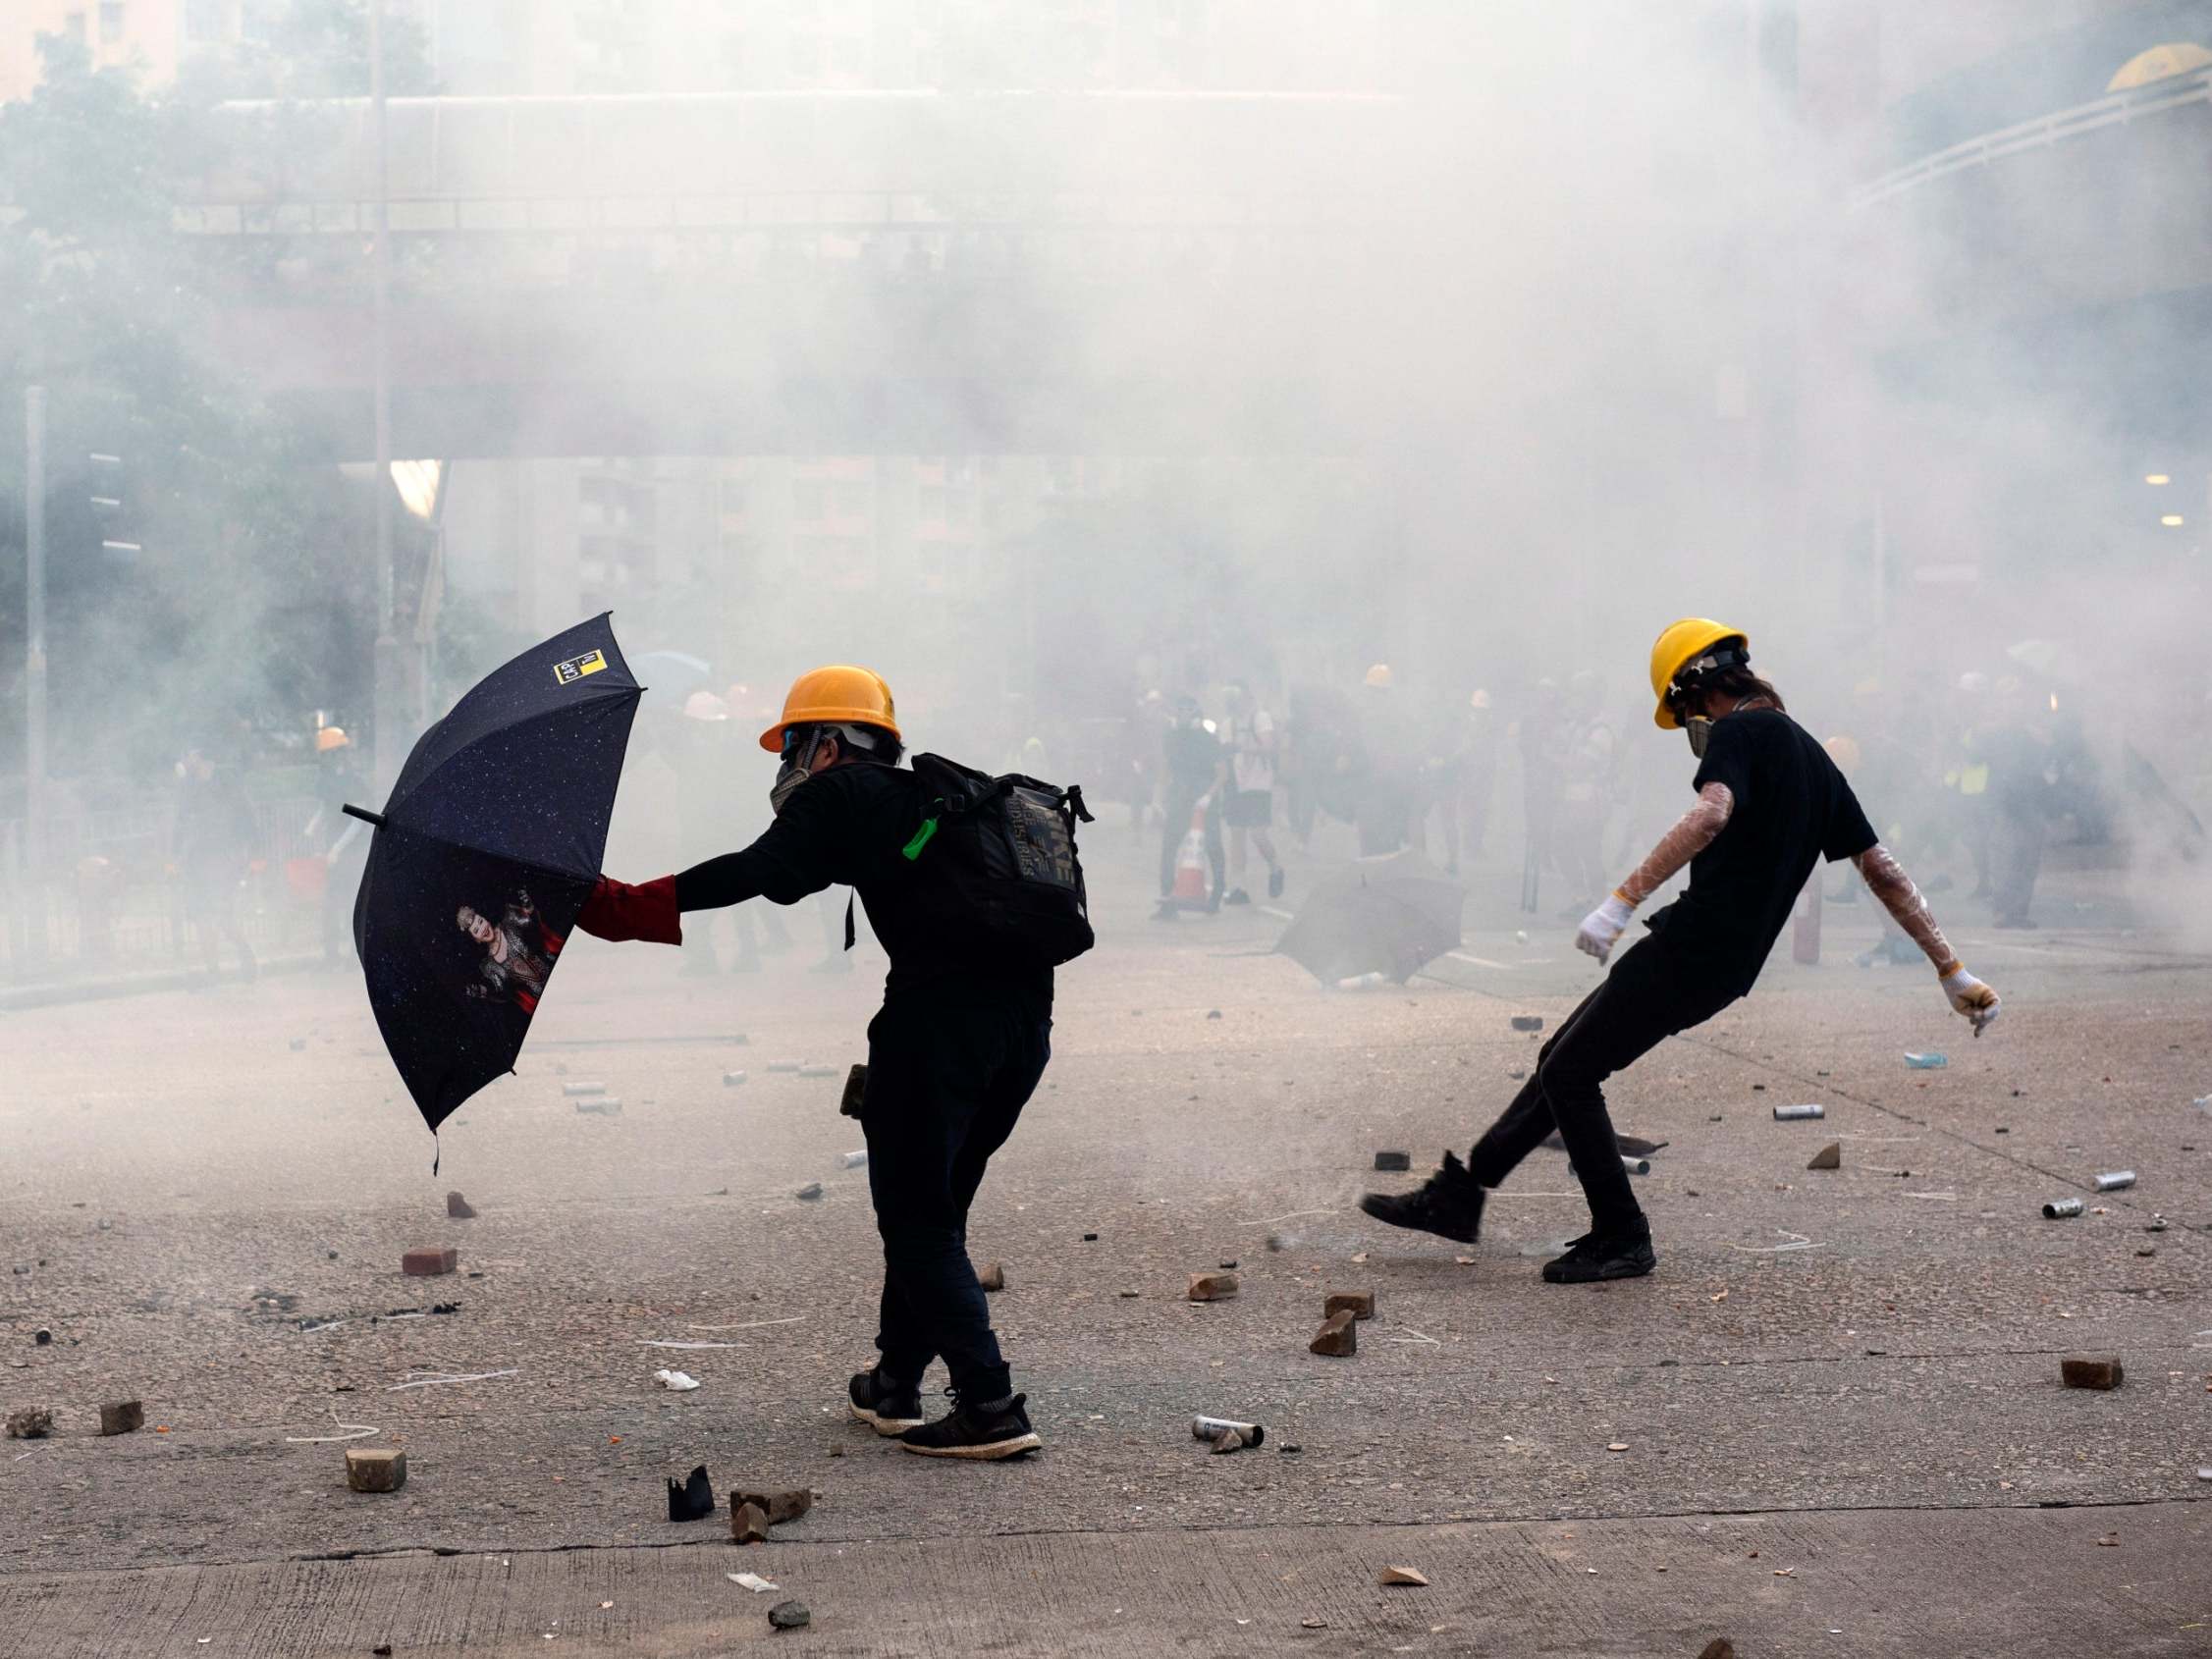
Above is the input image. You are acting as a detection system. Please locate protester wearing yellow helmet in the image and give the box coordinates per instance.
[1364,619,2000,1284]
[578,663,1092,1462]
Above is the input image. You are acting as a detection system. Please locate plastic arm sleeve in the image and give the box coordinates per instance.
[1615,782,1735,906]
[1852,844,1959,974]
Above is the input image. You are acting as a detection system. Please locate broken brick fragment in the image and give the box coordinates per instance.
[1187,1271,1239,1302]
[1806,1142,1842,1171]
[730,1487,813,1525]
[731,1500,771,1544]
[98,1400,144,1436]
[1323,1290,1375,1321]
[346,1447,406,1493]
[1310,1310,1357,1358]
[446,1192,477,1219]
[976,1261,1005,1292]
[402,1247,459,1277]
[2059,1355,2123,1391]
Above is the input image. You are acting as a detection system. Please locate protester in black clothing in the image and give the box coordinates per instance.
[575,665,1048,1461]
[174,747,258,985]
[1156,694,1225,915]
[1363,620,2002,1283]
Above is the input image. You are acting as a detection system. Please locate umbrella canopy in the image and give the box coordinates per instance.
[348,615,643,1136]
[1274,848,1464,985]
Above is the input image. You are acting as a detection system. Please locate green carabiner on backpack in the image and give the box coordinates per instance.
[902,804,944,861]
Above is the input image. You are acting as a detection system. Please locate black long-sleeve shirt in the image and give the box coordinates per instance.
[674,761,1052,1016]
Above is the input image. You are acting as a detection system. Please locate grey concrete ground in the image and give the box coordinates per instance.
[3,828,2209,1656]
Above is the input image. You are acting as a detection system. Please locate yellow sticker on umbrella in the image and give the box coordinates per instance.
[552,649,608,685]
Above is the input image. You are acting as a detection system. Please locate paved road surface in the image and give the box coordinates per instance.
[4,833,2208,1655]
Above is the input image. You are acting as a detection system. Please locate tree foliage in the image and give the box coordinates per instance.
[0,9,429,793]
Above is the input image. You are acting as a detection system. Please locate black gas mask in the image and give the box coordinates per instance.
[771,725,832,816]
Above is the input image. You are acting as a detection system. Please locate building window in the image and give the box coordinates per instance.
[99,3,124,43]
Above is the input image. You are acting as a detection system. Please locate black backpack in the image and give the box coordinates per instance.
[900,753,1096,970]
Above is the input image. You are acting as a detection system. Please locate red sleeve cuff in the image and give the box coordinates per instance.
[576,874,682,945]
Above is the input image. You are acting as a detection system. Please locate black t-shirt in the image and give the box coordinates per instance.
[673,762,1052,1016]
[1164,722,1222,792]
[1645,708,1877,995]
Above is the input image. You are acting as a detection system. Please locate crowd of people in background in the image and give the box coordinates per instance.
[7,633,2203,988]
[1112,644,2200,945]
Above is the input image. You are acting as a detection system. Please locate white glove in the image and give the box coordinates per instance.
[1575,892,1636,964]
[1940,965,2001,1035]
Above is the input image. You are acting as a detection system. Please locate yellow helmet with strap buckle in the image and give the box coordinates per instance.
[759,665,900,753]
[1648,618,1749,730]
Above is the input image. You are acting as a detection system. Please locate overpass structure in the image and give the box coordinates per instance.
[182,89,1419,459]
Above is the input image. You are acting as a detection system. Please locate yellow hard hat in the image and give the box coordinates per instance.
[759,665,899,754]
[315,725,351,752]
[1364,664,1394,689]
[1648,617,1748,730]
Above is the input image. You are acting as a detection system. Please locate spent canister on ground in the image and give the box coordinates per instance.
[1772,1102,1825,1121]
[1192,1415,1265,1447]
[2093,1171,2135,1192]
[2042,1198,2084,1218]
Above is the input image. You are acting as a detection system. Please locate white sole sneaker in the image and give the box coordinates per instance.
[849,1400,923,1436]
[898,1430,1043,1460]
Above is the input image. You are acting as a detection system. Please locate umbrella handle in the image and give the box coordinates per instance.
[341,803,388,830]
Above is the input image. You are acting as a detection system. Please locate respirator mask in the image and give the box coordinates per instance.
[1684,716,1715,759]
[771,725,831,816]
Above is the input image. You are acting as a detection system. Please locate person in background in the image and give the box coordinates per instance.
[1157,694,1226,917]
[174,746,258,986]
[313,724,368,965]
[1354,664,1415,855]
[1552,670,1618,914]
[1445,688,1500,874]
[1218,680,1284,905]
[1975,676,2055,929]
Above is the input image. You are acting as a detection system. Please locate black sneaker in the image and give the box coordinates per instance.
[848,1368,924,1436]
[1268,868,1285,899]
[1540,1223,1656,1283]
[899,1391,1041,1461]
[1358,1151,1484,1245]
[1223,887,1252,906]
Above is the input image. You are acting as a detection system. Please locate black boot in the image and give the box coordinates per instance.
[1540,1221,1656,1283]
[847,1366,924,1436]
[1359,1151,1484,1244]
[899,1391,1041,1461]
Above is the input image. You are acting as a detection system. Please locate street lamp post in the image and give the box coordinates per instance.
[368,0,401,795]
[23,385,48,965]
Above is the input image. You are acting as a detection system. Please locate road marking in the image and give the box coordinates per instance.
[1727,1230,1824,1254]
[385,1368,518,1391]
[1446,950,1512,969]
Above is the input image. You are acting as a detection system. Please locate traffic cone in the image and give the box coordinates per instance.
[1172,804,1210,906]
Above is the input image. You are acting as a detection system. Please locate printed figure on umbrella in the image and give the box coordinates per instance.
[455,887,564,1011]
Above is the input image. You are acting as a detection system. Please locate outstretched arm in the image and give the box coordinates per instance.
[1853,844,2001,1032]
[1573,782,1734,961]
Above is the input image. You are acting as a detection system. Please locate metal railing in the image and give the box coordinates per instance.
[1851,68,2212,210]
[0,793,325,982]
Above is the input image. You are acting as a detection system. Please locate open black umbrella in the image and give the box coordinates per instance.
[1274,848,1464,986]
[346,615,643,1143]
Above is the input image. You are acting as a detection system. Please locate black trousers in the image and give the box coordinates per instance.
[1160,784,1225,901]
[1468,937,1737,1232]
[862,995,1051,1401]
